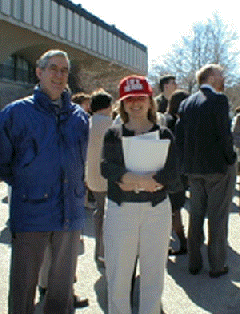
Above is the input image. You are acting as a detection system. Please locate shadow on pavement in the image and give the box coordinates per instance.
[94,273,108,313]
[167,244,240,314]
[230,200,239,214]
[94,272,140,314]
[0,226,12,245]
[82,207,95,239]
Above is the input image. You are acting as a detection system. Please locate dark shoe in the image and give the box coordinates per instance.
[96,256,105,268]
[189,265,202,275]
[176,247,188,255]
[39,286,47,303]
[168,247,187,256]
[97,256,105,264]
[74,275,77,283]
[2,195,8,203]
[73,295,89,308]
[209,266,228,278]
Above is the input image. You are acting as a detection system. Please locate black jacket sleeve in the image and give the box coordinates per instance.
[100,127,128,183]
[153,128,183,192]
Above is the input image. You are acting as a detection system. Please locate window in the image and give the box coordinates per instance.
[0,56,15,80]
[16,57,29,82]
[0,55,36,84]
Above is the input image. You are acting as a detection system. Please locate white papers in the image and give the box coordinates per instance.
[122,131,170,175]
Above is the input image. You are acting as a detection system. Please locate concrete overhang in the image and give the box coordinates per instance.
[0,14,143,84]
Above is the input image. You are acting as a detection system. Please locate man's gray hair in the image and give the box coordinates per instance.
[36,49,70,69]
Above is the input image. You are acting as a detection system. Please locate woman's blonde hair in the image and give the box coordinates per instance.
[119,96,157,123]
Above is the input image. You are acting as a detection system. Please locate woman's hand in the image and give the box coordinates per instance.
[120,172,164,193]
[118,182,136,191]
[138,174,163,192]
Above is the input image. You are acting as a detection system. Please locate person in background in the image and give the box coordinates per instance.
[231,106,240,207]
[155,75,177,113]
[0,49,89,313]
[86,88,113,267]
[71,92,94,208]
[164,89,190,255]
[101,75,181,314]
[71,92,91,114]
[176,64,236,278]
[232,106,240,175]
[112,101,120,121]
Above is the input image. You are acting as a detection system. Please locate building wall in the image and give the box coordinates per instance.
[0,0,148,73]
[0,80,34,109]
[0,0,148,107]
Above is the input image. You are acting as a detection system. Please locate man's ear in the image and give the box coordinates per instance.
[208,75,214,86]
[36,67,42,81]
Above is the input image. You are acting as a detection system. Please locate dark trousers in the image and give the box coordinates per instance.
[92,191,107,259]
[188,164,236,272]
[9,230,81,314]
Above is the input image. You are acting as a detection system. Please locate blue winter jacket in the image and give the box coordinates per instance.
[0,87,89,232]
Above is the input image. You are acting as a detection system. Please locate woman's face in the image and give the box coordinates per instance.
[123,96,151,120]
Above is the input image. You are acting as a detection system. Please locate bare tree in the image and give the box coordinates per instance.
[149,12,240,94]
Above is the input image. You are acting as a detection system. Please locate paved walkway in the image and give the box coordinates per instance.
[1,181,240,313]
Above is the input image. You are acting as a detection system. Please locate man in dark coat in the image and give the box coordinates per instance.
[176,64,236,278]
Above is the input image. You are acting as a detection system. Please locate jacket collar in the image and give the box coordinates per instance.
[200,84,223,95]
[200,84,216,93]
[32,85,74,116]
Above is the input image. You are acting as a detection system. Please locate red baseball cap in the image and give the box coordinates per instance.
[119,75,153,100]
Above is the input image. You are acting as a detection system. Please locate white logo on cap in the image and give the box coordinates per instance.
[124,79,143,93]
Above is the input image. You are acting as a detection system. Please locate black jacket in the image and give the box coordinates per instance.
[155,94,168,113]
[101,124,181,206]
[175,87,236,175]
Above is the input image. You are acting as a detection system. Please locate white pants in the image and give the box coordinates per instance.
[104,198,171,314]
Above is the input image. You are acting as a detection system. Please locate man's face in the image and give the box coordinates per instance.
[36,56,69,100]
[165,79,177,95]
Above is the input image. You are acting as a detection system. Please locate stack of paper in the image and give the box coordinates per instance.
[122,131,170,174]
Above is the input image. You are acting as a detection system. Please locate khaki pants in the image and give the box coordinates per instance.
[104,198,171,314]
[9,230,81,314]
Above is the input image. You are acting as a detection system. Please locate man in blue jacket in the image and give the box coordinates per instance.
[0,50,89,313]
[176,64,236,278]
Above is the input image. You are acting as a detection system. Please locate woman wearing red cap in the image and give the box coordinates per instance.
[101,76,181,314]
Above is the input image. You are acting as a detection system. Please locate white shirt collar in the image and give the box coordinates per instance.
[200,84,216,93]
